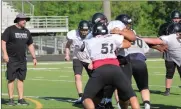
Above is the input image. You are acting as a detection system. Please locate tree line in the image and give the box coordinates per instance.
[11,1,181,37]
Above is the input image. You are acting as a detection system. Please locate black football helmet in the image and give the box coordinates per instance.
[167,22,181,35]
[78,20,91,39]
[115,14,132,25]
[170,10,181,19]
[115,14,132,29]
[92,13,108,26]
[92,23,108,36]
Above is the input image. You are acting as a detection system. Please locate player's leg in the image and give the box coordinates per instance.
[6,58,17,106]
[114,89,121,109]
[176,65,181,88]
[116,55,133,108]
[132,59,150,109]
[118,55,132,84]
[73,59,84,103]
[17,61,29,105]
[82,66,106,109]
[82,61,92,77]
[82,61,115,108]
[112,65,140,109]
[164,60,176,96]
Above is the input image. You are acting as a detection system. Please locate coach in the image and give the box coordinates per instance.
[2,13,37,106]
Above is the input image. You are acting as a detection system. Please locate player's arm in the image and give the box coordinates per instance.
[148,44,168,52]
[65,39,72,61]
[111,28,136,41]
[142,38,164,45]
[119,28,136,41]
[122,39,131,48]
[113,34,131,49]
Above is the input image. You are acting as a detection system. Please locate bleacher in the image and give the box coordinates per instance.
[2,1,69,55]
[2,1,69,34]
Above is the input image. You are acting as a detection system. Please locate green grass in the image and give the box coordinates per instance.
[1,59,181,109]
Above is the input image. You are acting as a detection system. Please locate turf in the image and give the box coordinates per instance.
[1,59,181,109]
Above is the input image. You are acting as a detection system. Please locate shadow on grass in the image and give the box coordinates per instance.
[134,89,180,96]
[40,97,83,108]
[150,103,181,109]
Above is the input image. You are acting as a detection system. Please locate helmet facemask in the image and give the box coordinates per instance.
[79,28,89,39]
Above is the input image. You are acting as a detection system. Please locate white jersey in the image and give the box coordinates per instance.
[84,34,124,61]
[66,30,91,63]
[160,34,181,66]
[128,36,150,55]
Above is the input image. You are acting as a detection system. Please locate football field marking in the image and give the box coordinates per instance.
[2,78,179,89]
[2,93,43,109]
[25,97,43,109]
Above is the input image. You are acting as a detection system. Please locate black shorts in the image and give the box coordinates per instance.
[6,57,27,81]
[131,59,149,91]
[73,59,92,77]
[117,55,132,82]
[82,64,136,102]
[165,60,181,78]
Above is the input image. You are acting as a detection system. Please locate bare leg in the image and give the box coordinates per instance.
[8,80,15,99]
[17,80,24,99]
[83,98,95,109]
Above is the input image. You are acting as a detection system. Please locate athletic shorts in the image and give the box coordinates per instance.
[165,60,181,78]
[73,59,92,77]
[82,64,136,102]
[117,55,132,82]
[6,57,27,81]
[131,59,149,91]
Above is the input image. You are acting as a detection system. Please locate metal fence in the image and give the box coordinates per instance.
[32,36,68,55]
[31,36,159,56]
[2,16,69,33]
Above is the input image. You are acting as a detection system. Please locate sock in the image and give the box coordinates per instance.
[78,93,83,97]
[166,88,170,91]
[143,100,150,105]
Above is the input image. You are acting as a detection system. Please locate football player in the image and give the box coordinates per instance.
[115,14,151,109]
[65,20,92,104]
[82,23,140,109]
[143,22,181,95]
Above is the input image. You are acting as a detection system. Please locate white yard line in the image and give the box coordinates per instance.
[2,78,179,88]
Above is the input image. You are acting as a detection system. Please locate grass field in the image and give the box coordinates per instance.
[1,59,181,109]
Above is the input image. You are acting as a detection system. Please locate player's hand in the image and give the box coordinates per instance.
[111,28,121,34]
[88,63,93,70]
[160,44,168,52]
[176,33,181,39]
[33,58,37,67]
[65,55,70,61]
[3,54,9,63]
[155,45,168,52]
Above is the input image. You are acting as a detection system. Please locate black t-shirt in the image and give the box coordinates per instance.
[2,25,33,61]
